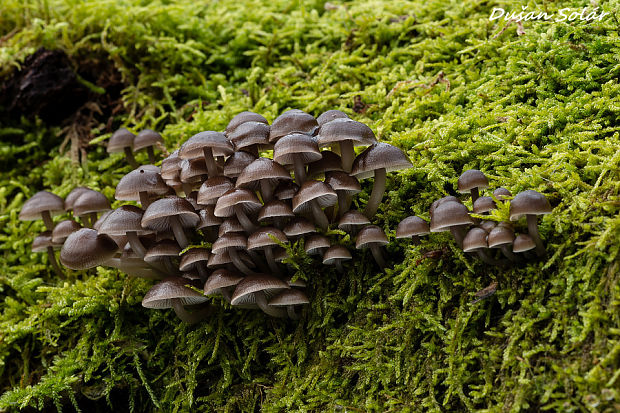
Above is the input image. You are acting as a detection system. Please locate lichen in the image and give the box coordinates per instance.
[0,0,619,411]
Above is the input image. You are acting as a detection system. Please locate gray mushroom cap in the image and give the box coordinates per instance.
[396,216,430,238]
[457,169,489,193]
[115,165,169,202]
[462,227,488,252]
[268,289,309,306]
[19,191,64,221]
[513,234,537,253]
[430,202,473,232]
[225,111,268,135]
[316,118,376,148]
[99,205,151,236]
[351,142,413,179]
[107,128,135,153]
[141,197,200,232]
[322,245,352,265]
[269,109,318,143]
[509,190,552,221]
[316,109,349,126]
[356,225,389,249]
[72,190,111,217]
[59,228,118,270]
[51,219,82,244]
[472,196,496,214]
[178,131,233,159]
[292,180,337,214]
[142,276,208,309]
[133,129,164,152]
[204,269,244,296]
[230,273,290,306]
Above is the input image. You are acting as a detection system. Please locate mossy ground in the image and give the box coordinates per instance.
[0,0,619,411]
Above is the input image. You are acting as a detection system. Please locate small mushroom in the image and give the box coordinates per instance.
[472,196,496,215]
[457,169,489,204]
[223,151,257,179]
[274,180,299,202]
[493,187,512,201]
[51,219,81,245]
[211,233,255,275]
[115,165,169,208]
[488,224,520,263]
[356,225,389,268]
[179,248,211,281]
[141,196,200,249]
[395,216,430,245]
[509,190,552,257]
[72,189,111,228]
[99,205,153,258]
[59,228,118,270]
[324,171,361,218]
[32,231,64,278]
[19,190,64,230]
[307,151,343,179]
[429,201,473,248]
[236,158,292,203]
[179,131,233,177]
[204,269,244,302]
[107,128,138,168]
[273,133,322,184]
[316,109,349,126]
[317,118,377,173]
[142,276,211,324]
[337,210,370,235]
[283,218,316,240]
[513,233,537,259]
[64,187,92,213]
[214,188,262,233]
[322,245,352,273]
[230,274,290,318]
[144,240,181,275]
[269,109,318,144]
[226,111,268,135]
[247,227,288,275]
[292,180,338,231]
[258,200,295,229]
[304,234,330,257]
[462,227,505,266]
[197,176,235,206]
[268,289,309,320]
[134,129,164,164]
[227,121,270,157]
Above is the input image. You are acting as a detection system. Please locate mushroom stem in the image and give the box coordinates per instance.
[139,191,151,209]
[169,215,189,249]
[337,192,352,218]
[171,299,212,324]
[264,247,281,276]
[163,257,179,275]
[364,167,386,219]
[259,180,273,203]
[255,291,287,318]
[229,249,256,275]
[46,246,65,279]
[234,205,258,234]
[500,245,521,263]
[370,245,386,268]
[286,306,300,320]
[123,147,139,169]
[196,264,209,282]
[526,214,546,257]
[411,235,421,246]
[127,231,147,258]
[146,146,156,164]
[335,260,344,273]
[310,200,329,231]
[474,250,508,267]
[203,147,219,178]
[41,210,55,231]
[247,250,269,273]
[293,155,306,184]
[470,187,480,204]
[340,140,354,173]
[449,225,468,249]
[182,183,194,197]
[87,212,98,228]
[221,288,232,303]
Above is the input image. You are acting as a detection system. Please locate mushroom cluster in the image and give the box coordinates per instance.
[21,109,413,322]
[396,169,553,265]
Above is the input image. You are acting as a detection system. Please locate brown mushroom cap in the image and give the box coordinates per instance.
[351,142,413,179]
[457,169,489,194]
[32,231,57,252]
[72,189,111,217]
[513,234,537,253]
[142,276,208,308]
[179,158,208,184]
[273,133,322,166]
[395,216,430,238]
[207,250,254,269]
[322,245,352,265]
[268,289,309,306]
[225,111,268,135]
[204,269,244,295]
[218,218,244,237]
[197,176,235,206]
[107,128,135,153]
[283,218,316,238]
[356,225,388,249]
[211,232,247,255]
[316,118,376,148]
[324,171,361,194]
[214,188,262,218]
[141,197,200,232]
[247,227,287,251]
[134,129,164,152]
[178,131,234,159]
[59,228,118,270]
[269,109,318,143]
[258,200,295,223]
[487,225,515,248]
[307,151,344,178]
[115,165,169,202]
[161,150,182,180]
[493,187,512,201]
[472,196,496,214]
[292,180,337,213]
[197,206,223,230]
[462,227,488,252]
[228,121,270,151]
[144,240,181,264]
[179,248,211,271]
[429,196,462,217]
[316,109,349,126]
[223,151,257,179]
[51,219,81,244]
[236,158,292,190]
[430,202,473,232]
[230,273,290,306]
[98,205,150,236]
[478,220,498,233]
[304,234,330,255]
[274,181,299,201]
[509,190,552,221]
[19,191,64,221]
[337,210,370,233]
[64,187,92,212]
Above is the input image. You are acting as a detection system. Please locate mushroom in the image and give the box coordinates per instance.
[214,188,262,234]
[64,187,92,213]
[316,109,349,126]
[493,187,512,201]
[337,210,370,235]
[292,180,338,231]
[107,128,138,168]
[247,227,288,275]
[457,169,489,204]
[322,245,352,273]
[225,111,268,135]
[268,289,309,320]
[19,190,64,230]
[141,196,200,249]
[356,225,389,268]
[274,180,299,202]
[307,151,343,179]
[395,216,430,245]
[72,189,111,228]
[218,217,245,237]
[98,205,153,258]
[472,196,496,215]
[324,171,361,218]
[283,218,316,240]
[509,190,552,257]
[268,109,318,144]
[115,165,170,208]
[51,219,81,245]
[478,220,498,233]
[179,131,233,177]
[134,129,164,164]
[462,227,505,266]
[203,269,244,302]
[227,121,270,157]
[59,228,118,270]
[258,200,295,229]
[223,150,257,179]
[317,118,377,173]
[197,206,222,242]
[487,224,520,263]
[144,240,181,275]
[351,142,413,218]
[32,231,64,278]
[513,233,537,259]
[179,158,209,194]
[142,276,212,324]
[429,201,473,248]
[179,248,211,282]
[304,234,330,257]
[197,176,235,206]
[273,133,322,184]
[230,274,290,318]
[211,233,255,275]
[236,158,292,203]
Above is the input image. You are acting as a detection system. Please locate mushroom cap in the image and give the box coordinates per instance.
[493,187,512,201]
[161,150,182,180]
[142,196,200,232]
[214,188,262,218]
[273,133,322,166]
[107,128,135,153]
[487,225,515,248]
[396,216,430,238]
[204,269,244,295]
[197,206,223,230]
[323,245,352,264]
[478,220,498,233]
[472,196,496,214]
[269,109,318,143]
[356,225,388,249]
[226,111,268,135]
[429,196,462,217]
[32,231,57,252]
[457,169,489,193]
[207,251,254,268]
[228,121,270,151]
[513,234,537,253]
[115,165,169,202]
[274,180,299,201]
[316,109,349,126]
[179,131,234,159]
[64,187,92,212]
[51,219,81,244]
[19,191,64,221]
[307,151,343,178]
[324,171,361,194]
[283,218,316,238]
[247,227,287,250]
[99,205,151,236]
[292,180,337,213]
[230,273,290,306]
[133,129,164,152]
[316,118,376,147]
[509,190,552,220]
[211,232,247,254]
[304,234,330,255]
[430,201,473,232]
[258,200,295,223]
[218,218,244,237]
[337,210,370,233]
[285,276,306,288]
[223,151,257,179]
[179,158,208,183]
[268,289,309,306]
[236,158,292,190]
[142,276,208,309]
[59,228,118,270]
[144,240,181,263]
[462,227,488,252]
[197,176,235,206]
[351,142,413,179]
[73,189,111,217]
[179,248,211,271]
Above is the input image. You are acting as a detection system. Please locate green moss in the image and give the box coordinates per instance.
[0,0,619,411]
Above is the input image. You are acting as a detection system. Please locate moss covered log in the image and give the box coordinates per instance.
[0,0,619,411]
